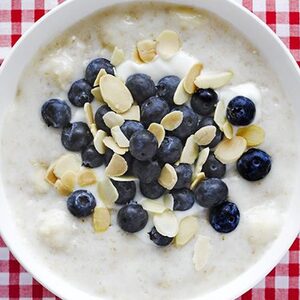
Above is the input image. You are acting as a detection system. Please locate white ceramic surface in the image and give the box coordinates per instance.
[0,0,299,299]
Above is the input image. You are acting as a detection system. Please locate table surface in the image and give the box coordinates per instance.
[0,0,300,299]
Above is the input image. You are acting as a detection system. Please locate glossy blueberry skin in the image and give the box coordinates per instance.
[132,159,161,184]
[140,180,166,199]
[129,130,158,161]
[117,203,148,233]
[61,122,93,151]
[148,227,173,246]
[209,201,240,233]
[68,79,93,107]
[171,105,199,140]
[227,96,256,126]
[237,148,271,181]
[120,120,145,140]
[141,96,170,127]
[95,105,111,133]
[41,99,71,128]
[156,136,183,165]
[156,75,180,105]
[171,188,195,211]
[202,154,226,178]
[197,117,223,148]
[173,164,193,189]
[194,178,228,208]
[191,88,218,116]
[126,73,156,105]
[85,58,115,85]
[67,190,96,218]
[81,144,104,168]
[111,180,136,205]
[104,148,133,171]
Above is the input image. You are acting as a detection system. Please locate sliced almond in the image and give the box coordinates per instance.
[193,235,211,271]
[156,30,181,60]
[100,74,133,113]
[237,124,265,147]
[173,79,189,105]
[141,199,166,214]
[194,71,233,89]
[194,147,210,177]
[94,68,107,87]
[111,126,130,148]
[103,136,128,155]
[153,210,179,238]
[105,154,128,177]
[61,171,76,191]
[180,135,199,164]
[98,177,119,208]
[91,87,103,102]
[215,136,247,164]
[161,111,183,131]
[54,179,72,196]
[136,39,156,63]
[94,130,107,154]
[158,164,178,190]
[132,47,144,64]
[78,169,97,187]
[45,162,58,185]
[163,193,174,211]
[190,172,206,190]
[84,103,94,127]
[119,105,140,121]
[53,154,81,179]
[183,63,203,94]
[214,100,226,131]
[223,120,234,139]
[103,111,125,129]
[111,47,125,66]
[93,207,111,233]
[175,216,198,247]
[148,123,165,147]
[33,168,50,194]
[109,175,138,182]
[194,126,216,146]
[90,123,98,137]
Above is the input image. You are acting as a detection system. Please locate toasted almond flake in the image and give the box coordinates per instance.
[236,124,265,147]
[215,136,247,164]
[53,154,81,179]
[94,130,107,154]
[141,199,166,214]
[148,123,165,147]
[119,105,140,121]
[84,103,94,127]
[158,164,178,190]
[93,207,111,232]
[223,120,234,139]
[194,147,210,177]
[45,162,58,185]
[61,171,76,191]
[93,68,107,87]
[153,210,179,237]
[175,216,198,247]
[194,126,216,146]
[98,177,119,208]
[183,63,203,94]
[111,126,130,148]
[194,71,233,89]
[161,111,183,131]
[163,193,174,211]
[156,30,181,60]
[103,111,125,129]
[91,87,104,102]
[132,47,144,64]
[78,169,97,187]
[54,179,72,196]
[190,172,206,190]
[103,136,128,155]
[180,135,199,164]
[100,74,133,113]
[90,123,97,137]
[105,154,128,177]
[173,79,190,105]
[109,175,138,181]
[136,39,157,63]
[33,168,50,194]
[111,47,125,66]
[193,235,211,271]
[214,100,226,131]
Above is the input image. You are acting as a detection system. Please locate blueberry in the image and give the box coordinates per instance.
[117,203,148,233]
[227,96,256,126]
[61,122,93,151]
[81,144,104,168]
[111,180,136,205]
[197,117,223,148]
[126,73,156,105]
[157,136,183,164]
[95,105,111,133]
[209,201,240,233]
[141,96,170,127]
[202,154,226,178]
[194,178,228,208]
[171,188,195,211]
[104,148,133,171]
[148,227,173,246]
[191,88,218,116]
[120,120,144,140]
[156,75,180,105]
[140,180,165,199]
[237,148,271,181]
[173,164,193,189]
[171,105,198,140]
[85,58,115,85]
[41,99,71,128]
[129,130,158,161]
[68,79,93,107]
[132,160,161,183]
[67,190,96,218]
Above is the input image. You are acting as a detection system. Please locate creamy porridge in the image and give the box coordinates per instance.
[1,3,298,300]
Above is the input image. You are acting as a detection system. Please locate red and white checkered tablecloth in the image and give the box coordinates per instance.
[0,0,299,299]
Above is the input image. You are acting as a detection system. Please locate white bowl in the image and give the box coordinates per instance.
[0,0,299,299]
